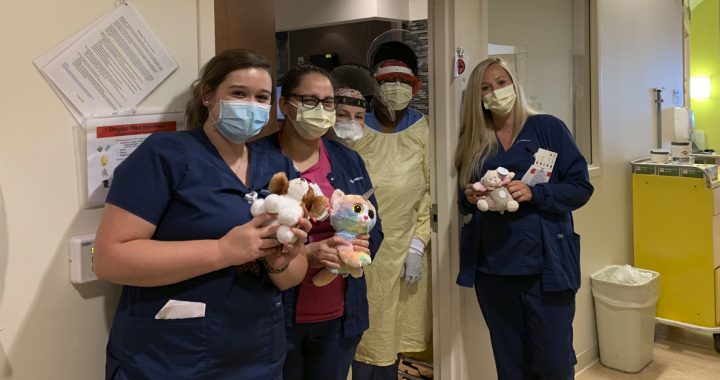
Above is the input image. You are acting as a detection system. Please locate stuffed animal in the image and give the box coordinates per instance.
[312,189,377,287]
[250,172,329,243]
[473,166,519,214]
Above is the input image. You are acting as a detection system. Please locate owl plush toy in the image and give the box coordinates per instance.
[312,189,377,287]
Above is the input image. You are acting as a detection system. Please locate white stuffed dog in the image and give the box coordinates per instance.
[250,173,329,243]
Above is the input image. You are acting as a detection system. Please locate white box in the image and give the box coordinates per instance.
[69,233,98,284]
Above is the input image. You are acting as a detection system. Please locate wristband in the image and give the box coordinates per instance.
[260,257,289,274]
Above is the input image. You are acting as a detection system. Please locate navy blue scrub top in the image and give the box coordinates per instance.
[458,114,593,289]
[474,121,544,275]
[104,127,295,380]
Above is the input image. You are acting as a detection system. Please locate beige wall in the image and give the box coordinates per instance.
[0,1,214,378]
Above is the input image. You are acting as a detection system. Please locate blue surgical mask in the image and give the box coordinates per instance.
[211,100,270,143]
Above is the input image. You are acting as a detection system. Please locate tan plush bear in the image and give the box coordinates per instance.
[250,172,329,243]
[473,167,519,214]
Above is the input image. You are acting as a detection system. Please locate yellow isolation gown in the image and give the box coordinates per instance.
[351,114,432,366]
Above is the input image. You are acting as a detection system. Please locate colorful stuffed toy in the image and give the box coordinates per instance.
[250,172,329,243]
[312,189,377,287]
[473,166,519,214]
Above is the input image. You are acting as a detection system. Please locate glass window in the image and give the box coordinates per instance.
[488,0,592,162]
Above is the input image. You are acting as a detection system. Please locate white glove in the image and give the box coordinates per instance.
[400,237,425,286]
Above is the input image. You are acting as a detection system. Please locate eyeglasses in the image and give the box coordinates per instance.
[289,93,337,111]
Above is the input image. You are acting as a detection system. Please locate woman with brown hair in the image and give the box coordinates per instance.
[253,64,383,380]
[94,49,309,380]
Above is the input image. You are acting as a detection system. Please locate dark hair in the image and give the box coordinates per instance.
[370,41,418,74]
[185,49,274,130]
[279,64,335,98]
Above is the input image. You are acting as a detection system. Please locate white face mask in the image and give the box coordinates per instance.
[333,120,364,144]
[380,82,413,110]
[290,103,336,140]
[482,84,517,116]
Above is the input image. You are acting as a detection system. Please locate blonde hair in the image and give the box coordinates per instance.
[453,57,536,185]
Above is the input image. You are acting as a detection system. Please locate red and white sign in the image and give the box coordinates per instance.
[84,113,186,209]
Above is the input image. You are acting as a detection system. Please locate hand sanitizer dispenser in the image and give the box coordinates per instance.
[69,233,98,284]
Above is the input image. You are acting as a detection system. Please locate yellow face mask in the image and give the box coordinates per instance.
[482,84,517,116]
[380,82,413,111]
[290,103,336,140]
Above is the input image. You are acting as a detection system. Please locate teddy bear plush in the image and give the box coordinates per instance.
[250,172,329,243]
[312,189,377,287]
[473,166,519,214]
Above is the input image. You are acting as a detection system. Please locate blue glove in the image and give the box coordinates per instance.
[400,237,425,286]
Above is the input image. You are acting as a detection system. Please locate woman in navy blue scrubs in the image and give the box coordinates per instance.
[453,57,594,380]
[94,49,310,380]
[253,65,383,380]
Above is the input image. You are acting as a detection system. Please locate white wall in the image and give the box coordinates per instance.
[277,0,377,31]
[410,0,429,20]
[488,0,574,124]
[0,1,214,378]
[572,0,683,371]
[276,0,428,31]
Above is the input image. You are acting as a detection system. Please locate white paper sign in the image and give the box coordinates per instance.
[35,2,177,123]
[84,113,186,209]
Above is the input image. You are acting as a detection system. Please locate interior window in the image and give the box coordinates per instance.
[488,0,592,162]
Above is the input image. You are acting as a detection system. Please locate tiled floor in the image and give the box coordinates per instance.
[367,326,720,380]
[577,327,720,380]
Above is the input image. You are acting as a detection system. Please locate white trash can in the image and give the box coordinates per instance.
[590,265,659,373]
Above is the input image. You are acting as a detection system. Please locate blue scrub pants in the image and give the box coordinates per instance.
[474,272,576,380]
[283,317,362,380]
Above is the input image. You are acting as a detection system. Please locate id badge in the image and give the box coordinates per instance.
[521,148,557,186]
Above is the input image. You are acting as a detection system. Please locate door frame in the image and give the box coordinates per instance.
[428,1,489,379]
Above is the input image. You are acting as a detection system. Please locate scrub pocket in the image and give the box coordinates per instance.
[565,232,581,286]
[119,315,209,379]
[554,231,581,287]
[539,209,583,292]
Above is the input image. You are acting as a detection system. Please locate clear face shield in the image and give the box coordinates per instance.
[366,29,425,121]
[330,64,379,113]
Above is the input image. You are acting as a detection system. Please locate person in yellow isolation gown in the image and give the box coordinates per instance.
[348,32,432,380]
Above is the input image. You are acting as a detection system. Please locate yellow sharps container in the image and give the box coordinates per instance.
[631,157,720,352]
